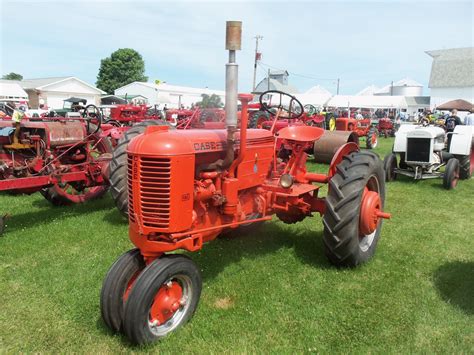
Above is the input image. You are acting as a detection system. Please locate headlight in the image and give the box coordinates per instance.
[279,174,294,188]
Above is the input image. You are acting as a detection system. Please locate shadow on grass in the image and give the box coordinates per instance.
[2,195,114,234]
[188,218,331,283]
[433,261,474,315]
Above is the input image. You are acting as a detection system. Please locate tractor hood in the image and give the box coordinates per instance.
[405,126,445,139]
[127,127,274,157]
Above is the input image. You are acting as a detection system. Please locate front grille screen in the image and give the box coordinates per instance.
[128,155,171,228]
[406,138,430,162]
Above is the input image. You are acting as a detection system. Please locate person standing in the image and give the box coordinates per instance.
[464,108,474,126]
[445,109,462,148]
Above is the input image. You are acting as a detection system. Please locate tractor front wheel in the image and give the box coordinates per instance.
[383,153,398,182]
[443,158,460,190]
[100,248,145,333]
[122,255,202,345]
[366,127,378,149]
[109,120,174,218]
[323,151,387,267]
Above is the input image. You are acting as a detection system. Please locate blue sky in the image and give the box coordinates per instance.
[1,0,472,94]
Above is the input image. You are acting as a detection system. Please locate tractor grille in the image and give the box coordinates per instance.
[128,155,171,228]
[406,138,430,163]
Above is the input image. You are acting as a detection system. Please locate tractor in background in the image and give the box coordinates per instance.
[100,21,391,345]
[0,106,112,234]
[335,116,378,149]
[383,124,474,189]
[377,117,396,138]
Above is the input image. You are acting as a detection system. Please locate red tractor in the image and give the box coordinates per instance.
[0,107,112,232]
[377,117,395,138]
[100,22,391,345]
[335,116,378,149]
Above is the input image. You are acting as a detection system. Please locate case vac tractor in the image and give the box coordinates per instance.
[100,22,391,345]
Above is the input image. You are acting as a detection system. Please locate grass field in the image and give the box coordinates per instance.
[0,137,473,353]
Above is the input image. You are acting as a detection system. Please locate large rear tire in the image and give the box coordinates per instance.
[455,154,472,179]
[323,151,386,267]
[443,158,460,190]
[41,124,113,205]
[100,249,145,333]
[123,255,202,345]
[248,110,269,128]
[109,120,174,218]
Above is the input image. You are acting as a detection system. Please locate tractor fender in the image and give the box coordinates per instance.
[327,142,360,179]
[449,125,474,155]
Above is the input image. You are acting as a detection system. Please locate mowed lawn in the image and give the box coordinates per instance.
[0,137,473,353]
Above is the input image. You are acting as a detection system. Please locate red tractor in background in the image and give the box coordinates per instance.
[100,22,391,345]
[377,117,396,138]
[0,107,112,233]
[335,116,378,149]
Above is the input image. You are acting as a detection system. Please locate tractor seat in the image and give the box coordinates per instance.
[277,125,324,142]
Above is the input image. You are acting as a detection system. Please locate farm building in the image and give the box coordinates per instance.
[114,82,225,108]
[426,47,474,108]
[254,70,299,94]
[1,77,105,109]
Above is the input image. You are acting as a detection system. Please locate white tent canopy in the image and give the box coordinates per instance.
[0,81,28,100]
[294,93,331,107]
[326,95,408,109]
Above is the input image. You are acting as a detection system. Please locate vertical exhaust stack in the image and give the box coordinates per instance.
[225,21,241,129]
[221,21,242,168]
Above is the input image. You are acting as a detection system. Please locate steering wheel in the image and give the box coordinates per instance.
[259,90,303,119]
[82,104,103,132]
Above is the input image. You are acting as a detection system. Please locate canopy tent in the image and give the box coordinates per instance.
[294,93,331,107]
[326,95,408,109]
[436,99,473,112]
[0,81,28,100]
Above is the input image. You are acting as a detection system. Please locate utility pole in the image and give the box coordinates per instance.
[336,78,340,95]
[252,35,263,93]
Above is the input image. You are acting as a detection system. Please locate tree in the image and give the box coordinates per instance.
[195,94,223,108]
[96,48,147,94]
[2,72,23,80]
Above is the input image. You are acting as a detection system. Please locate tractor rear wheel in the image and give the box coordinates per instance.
[122,254,202,345]
[383,153,398,181]
[109,120,174,218]
[455,154,472,179]
[41,124,113,206]
[100,248,145,333]
[366,127,378,149]
[443,158,460,190]
[248,111,269,128]
[326,114,336,131]
[323,151,386,267]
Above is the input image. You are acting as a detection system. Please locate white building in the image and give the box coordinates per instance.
[4,77,105,109]
[426,47,474,108]
[114,82,225,108]
[254,70,299,94]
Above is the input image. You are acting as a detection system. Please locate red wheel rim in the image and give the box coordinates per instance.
[359,177,390,251]
[451,167,459,189]
[149,281,183,326]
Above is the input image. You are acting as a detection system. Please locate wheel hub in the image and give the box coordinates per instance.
[359,189,390,235]
[149,281,183,325]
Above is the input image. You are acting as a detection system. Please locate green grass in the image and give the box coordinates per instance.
[0,138,473,353]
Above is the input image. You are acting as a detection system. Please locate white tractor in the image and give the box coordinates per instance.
[383,124,474,189]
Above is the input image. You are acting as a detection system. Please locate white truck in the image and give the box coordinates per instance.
[383,124,473,189]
